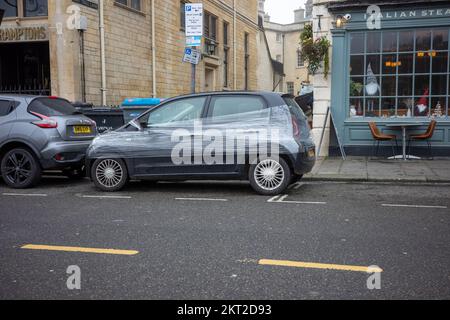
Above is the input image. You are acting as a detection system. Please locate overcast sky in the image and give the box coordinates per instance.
[265,0,307,24]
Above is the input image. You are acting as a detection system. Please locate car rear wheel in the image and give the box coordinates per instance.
[92,158,128,192]
[1,148,41,189]
[249,157,291,195]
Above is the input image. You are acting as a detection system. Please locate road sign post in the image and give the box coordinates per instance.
[184,3,203,94]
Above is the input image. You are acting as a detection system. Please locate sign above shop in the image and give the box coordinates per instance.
[0,25,48,42]
[365,8,450,20]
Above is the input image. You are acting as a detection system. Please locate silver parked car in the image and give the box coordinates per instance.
[0,95,97,188]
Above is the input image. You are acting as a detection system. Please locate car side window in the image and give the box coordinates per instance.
[0,100,14,117]
[141,97,206,127]
[209,96,266,119]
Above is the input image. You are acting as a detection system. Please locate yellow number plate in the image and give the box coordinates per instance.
[307,149,316,158]
[73,126,92,134]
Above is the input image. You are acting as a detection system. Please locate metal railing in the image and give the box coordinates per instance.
[0,84,51,96]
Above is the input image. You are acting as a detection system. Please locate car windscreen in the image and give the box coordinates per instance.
[282,96,307,121]
[28,98,77,116]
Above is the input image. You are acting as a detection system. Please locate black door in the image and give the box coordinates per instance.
[0,41,50,95]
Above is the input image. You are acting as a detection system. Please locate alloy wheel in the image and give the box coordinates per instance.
[95,159,124,188]
[2,151,34,185]
[253,159,285,191]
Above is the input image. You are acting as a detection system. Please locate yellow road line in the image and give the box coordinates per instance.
[258,259,383,273]
[21,244,139,256]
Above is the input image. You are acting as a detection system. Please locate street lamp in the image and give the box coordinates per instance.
[207,40,216,56]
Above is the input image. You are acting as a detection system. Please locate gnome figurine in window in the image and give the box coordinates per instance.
[415,89,429,116]
[365,63,379,113]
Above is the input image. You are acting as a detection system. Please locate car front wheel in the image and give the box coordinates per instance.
[92,158,128,192]
[249,157,291,195]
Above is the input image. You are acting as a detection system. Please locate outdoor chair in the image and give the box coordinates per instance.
[407,120,437,160]
[368,122,398,158]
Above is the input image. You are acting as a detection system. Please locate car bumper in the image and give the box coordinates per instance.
[293,147,316,175]
[39,140,92,169]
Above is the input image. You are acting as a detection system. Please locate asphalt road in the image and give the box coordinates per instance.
[0,174,449,300]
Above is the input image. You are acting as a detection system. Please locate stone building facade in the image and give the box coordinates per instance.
[260,0,310,96]
[0,0,259,105]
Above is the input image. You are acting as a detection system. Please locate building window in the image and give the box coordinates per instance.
[349,28,450,119]
[297,49,304,67]
[0,0,48,18]
[0,0,18,17]
[180,1,186,29]
[276,33,282,42]
[204,11,218,56]
[23,0,47,17]
[115,0,141,12]
[244,32,249,90]
[223,22,229,87]
[287,82,294,95]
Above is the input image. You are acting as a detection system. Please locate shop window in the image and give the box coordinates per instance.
[0,0,18,17]
[416,30,431,51]
[1,0,48,18]
[399,31,414,52]
[367,32,381,53]
[398,54,414,74]
[350,33,364,54]
[382,32,397,52]
[397,76,413,96]
[349,28,450,118]
[350,55,364,75]
[433,29,449,50]
[23,0,47,17]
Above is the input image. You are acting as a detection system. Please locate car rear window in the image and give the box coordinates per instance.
[28,98,77,116]
[283,96,307,120]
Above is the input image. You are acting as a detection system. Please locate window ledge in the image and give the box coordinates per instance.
[114,2,146,16]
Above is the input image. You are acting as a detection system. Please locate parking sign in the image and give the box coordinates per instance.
[185,3,203,37]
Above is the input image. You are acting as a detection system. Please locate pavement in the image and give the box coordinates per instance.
[1,175,450,299]
[305,157,450,183]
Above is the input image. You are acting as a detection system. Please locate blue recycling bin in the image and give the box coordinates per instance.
[120,98,163,123]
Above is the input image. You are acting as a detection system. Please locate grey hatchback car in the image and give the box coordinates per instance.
[0,95,97,188]
[86,92,316,195]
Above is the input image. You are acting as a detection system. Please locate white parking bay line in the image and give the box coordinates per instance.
[268,194,327,205]
[382,204,447,209]
[176,197,229,202]
[2,193,48,197]
[81,195,132,199]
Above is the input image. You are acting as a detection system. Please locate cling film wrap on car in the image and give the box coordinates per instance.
[86,105,296,164]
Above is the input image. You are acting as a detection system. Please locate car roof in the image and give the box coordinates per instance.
[163,91,292,100]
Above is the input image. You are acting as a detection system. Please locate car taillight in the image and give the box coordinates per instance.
[291,116,300,138]
[30,111,58,129]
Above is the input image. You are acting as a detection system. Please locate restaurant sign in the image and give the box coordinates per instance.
[363,8,450,20]
[0,25,48,42]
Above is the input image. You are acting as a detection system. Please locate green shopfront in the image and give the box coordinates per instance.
[329,1,450,156]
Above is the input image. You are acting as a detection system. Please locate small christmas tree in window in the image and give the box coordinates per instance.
[432,101,443,118]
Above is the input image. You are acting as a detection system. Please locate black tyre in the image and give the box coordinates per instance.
[91,158,128,192]
[1,148,41,189]
[249,157,291,196]
[290,174,303,184]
